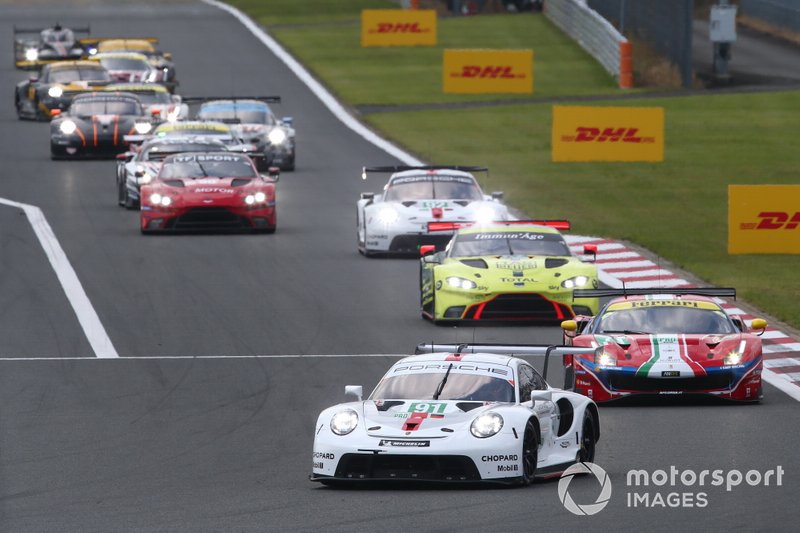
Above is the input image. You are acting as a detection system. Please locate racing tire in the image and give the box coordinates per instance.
[521,419,539,485]
[577,412,596,464]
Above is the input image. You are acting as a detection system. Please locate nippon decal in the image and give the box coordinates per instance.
[739,211,800,230]
[378,440,430,447]
[560,127,655,144]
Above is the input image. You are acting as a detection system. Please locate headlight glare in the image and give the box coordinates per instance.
[330,409,358,436]
[245,195,255,205]
[48,86,63,98]
[134,122,152,134]
[470,412,503,438]
[595,351,617,367]
[25,48,39,61]
[724,351,743,366]
[254,191,266,203]
[268,128,287,145]
[377,207,399,224]
[474,206,496,224]
[160,196,172,207]
[150,193,162,205]
[446,276,477,290]
[561,275,590,289]
[59,120,77,134]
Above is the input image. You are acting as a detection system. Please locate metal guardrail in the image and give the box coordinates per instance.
[544,0,628,80]
[741,0,800,33]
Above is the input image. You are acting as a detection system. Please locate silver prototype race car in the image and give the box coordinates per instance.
[311,343,600,485]
[357,166,512,256]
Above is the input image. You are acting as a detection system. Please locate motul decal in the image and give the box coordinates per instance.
[561,127,655,144]
[450,65,525,79]
[369,22,429,33]
[740,212,800,230]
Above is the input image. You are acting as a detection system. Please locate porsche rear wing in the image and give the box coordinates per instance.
[572,288,736,300]
[362,165,488,179]
[414,342,600,381]
[427,220,570,232]
[182,96,281,104]
[15,24,91,35]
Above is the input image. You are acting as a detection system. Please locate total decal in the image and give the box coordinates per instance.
[557,462,784,515]
[551,105,664,162]
[443,49,533,94]
[361,9,437,47]
[728,185,800,254]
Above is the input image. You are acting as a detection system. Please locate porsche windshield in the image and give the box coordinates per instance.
[370,366,515,403]
[159,154,256,178]
[385,176,482,202]
[49,67,110,83]
[199,103,275,125]
[450,231,571,257]
[100,58,150,71]
[593,306,737,335]
[70,99,141,116]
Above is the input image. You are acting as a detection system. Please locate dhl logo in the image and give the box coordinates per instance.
[450,65,526,79]
[369,22,429,34]
[561,127,655,144]
[740,212,800,230]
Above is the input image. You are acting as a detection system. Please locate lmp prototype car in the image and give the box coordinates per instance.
[420,222,599,323]
[104,83,188,123]
[15,60,110,120]
[116,136,228,208]
[357,166,511,256]
[140,153,278,233]
[13,23,90,69]
[560,288,767,402]
[89,52,157,83]
[84,38,178,92]
[50,92,154,159]
[310,343,601,485]
[194,97,295,170]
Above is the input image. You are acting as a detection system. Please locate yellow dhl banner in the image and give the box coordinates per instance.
[728,185,800,254]
[443,49,533,94]
[551,106,664,162]
[361,10,436,47]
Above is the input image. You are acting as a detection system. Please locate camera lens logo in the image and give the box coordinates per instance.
[558,462,612,516]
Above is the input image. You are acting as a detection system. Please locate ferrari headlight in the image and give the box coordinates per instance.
[561,275,590,289]
[446,276,477,290]
[474,205,496,224]
[268,128,287,145]
[160,196,172,207]
[59,120,77,134]
[245,195,255,205]
[595,351,617,367]
[150,193,171,207]
[377,207,399,225]
[134,122,152,135]
[470,412,503,438]
[48,86,64,98]
[25,48,39,61]
[330,409,358,436]
[254,191,266,203]
[724,351,743,366]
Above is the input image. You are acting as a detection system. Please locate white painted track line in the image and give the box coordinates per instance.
[0,199,118,358]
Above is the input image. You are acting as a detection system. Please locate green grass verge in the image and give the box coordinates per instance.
[226,0,800,330]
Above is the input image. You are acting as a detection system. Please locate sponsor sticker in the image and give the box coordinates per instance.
[728,185,800,254]
[379,440,430,447]
[551,106,664,162]
[361,9,437,47]
[443,49,533,94]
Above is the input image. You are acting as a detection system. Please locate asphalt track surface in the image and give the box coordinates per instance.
[0,2,798,531]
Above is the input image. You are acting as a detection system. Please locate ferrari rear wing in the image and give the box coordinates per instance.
[427,220,570,232]
[182,96,281,104]
[414,342,600,381]
[572,288,737,300]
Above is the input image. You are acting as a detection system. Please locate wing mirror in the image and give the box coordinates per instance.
[419,245,436,257]
[561,319,577,338]
[531,390,552,403]
[163,52,173,61]
[263,166,280,182]
[360,192,375,201]
[491,191,504,201]
[50,109,62,117]
[29,75,39,82]
[345,385,363,401]
[583,244,597,262]
[281,116,293,127]
[750,318,767,335]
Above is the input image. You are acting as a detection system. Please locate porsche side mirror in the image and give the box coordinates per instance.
[360,192,375,201]
[163,52,172,61]
[281,116,293,127]
[751,318,767,335]
[491,191,504,201]
[419,245,436,257]
[29,75,39,83]
[345,385,363,401]
[134,170,145,178]
[531,390,552,403]
[583,244,597,262]
[116,153,130,161]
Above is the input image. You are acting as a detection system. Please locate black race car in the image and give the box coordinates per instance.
[15,60,110,121]
[13,22,90,69]
[50,92,154,159]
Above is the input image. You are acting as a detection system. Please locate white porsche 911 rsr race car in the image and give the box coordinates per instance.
[310,343,600,486]
[357,166,512,256]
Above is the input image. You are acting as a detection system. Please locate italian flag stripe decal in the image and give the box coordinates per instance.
[636,335,660,376]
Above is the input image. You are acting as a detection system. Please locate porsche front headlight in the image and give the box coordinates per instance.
[134,122,152,134]
[474,205,496,224]
[59,120,77,134]
[48,86,63,98]
[268,128,287,145]
[25,48,39,61]
[330,409,358,436]
[446,276,477,290]
[470,412,503,438]
[561,275,590,289]
[377,207,399,224]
